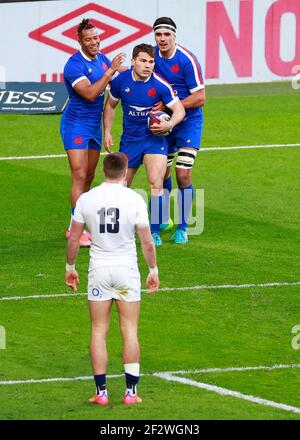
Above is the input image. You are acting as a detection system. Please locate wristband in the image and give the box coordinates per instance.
[103,71,112,80]
[66,263,76,272]
[149,266,158,276]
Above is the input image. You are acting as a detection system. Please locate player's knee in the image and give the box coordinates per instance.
[120,321,138,339]
[91,325,109,340]
[176,168,192,187]
[167,152,176,167]
[72,168,88,185]
[86,170,95,186]
[148,179,163,191]
[175,149,197,170]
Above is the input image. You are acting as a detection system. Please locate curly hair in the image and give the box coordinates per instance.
[77,18,95,38]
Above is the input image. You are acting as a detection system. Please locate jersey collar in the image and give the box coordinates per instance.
[79,49,96,62]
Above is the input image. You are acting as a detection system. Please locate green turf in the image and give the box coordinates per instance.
[0,82,299,420]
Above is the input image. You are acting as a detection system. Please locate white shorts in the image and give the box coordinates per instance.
[88,264,141,302]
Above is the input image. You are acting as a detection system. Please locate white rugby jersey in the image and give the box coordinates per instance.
[74,182,149,265]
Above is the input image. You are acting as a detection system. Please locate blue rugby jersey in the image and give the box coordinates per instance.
[109,68,178,142]
[63,49,112,123]
[154,45,204,119]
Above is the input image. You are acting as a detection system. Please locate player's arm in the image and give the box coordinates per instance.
[65,220,85,292]
[181,88,206,109]
[137,226,159,293]
[152,89,205,112]
[103,95,119,153]
[167,99,185,129]
[74,53,125,102]
[181,57,206,109]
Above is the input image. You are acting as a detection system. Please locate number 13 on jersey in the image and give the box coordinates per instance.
[97,207,120,233]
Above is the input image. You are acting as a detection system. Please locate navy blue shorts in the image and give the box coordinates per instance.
[120,135,168,168]
[60,114,102,151]
[167,116,203,153]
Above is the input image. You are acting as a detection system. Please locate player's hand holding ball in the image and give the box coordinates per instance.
[148,111,173,136]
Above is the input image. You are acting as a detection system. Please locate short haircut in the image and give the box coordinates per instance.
[153,17,177,31]
[77,18,95,38]
[103,152,128,179]
[132,43,155,59]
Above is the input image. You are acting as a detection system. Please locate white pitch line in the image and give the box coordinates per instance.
[0,154,67,161]
[0,143,300,161]
[1,280,299,302]
[1,363,299,386]
[201,143,300,152]
[155,373,300,415]
[164,363,300,375]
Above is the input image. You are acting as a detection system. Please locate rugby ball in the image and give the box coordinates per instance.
[147,111,171,136]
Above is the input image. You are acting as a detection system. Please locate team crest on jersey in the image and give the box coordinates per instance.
[148,88,156,97]
[88,68,93,74]
[171,64,180,73]
[74,136,83,145]
[125,87,131,94]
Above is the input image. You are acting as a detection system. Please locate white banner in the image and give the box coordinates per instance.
[0,0,298,84]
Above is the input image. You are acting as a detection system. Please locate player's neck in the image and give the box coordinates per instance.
[160,44,177,59]
[132,70,151,82]
[104,178,126,185]
[80,48,97,61]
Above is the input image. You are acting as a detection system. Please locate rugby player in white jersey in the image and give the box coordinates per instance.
[65,152,159,405]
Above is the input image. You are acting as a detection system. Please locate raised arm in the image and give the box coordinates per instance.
[74,53,125,102]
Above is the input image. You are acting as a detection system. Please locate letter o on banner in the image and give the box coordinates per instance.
[265,0,300,76]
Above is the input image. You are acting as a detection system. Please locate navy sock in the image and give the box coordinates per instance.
[162,177,172,223]
[125,373,139,394]
[94,374,106,395]
[71,207,75,216]
[178,184,194,230]
[150,194,161,233]
[164,176,172,193]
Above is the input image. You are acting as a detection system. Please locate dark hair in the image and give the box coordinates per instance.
[153,17,177,30]
[132,43,155,59]
[77,18,95,38]
[103,152,128,179]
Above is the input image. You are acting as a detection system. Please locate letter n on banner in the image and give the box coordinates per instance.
[205,0,253,79]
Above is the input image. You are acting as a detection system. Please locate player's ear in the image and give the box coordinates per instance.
[131,58,135,67]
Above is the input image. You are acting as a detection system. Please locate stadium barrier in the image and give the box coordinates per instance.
[0,82,68,114]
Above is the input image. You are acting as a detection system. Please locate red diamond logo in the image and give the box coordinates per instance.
[28,2,152,55]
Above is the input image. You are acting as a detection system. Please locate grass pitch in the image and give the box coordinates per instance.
[0,82,300,420]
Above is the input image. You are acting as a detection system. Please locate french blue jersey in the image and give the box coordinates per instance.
[154,45,205,120]
[63,49,112,124]
[109,68,178,142]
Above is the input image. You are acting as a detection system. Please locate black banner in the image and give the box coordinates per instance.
[0,82,68,114]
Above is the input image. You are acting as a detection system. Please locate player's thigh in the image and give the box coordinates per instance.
[87,148,100,176]
[126,167,139,187]
[116,300,140,334]
[143,154,168,189]
[89,299,113,332]
[67,149,89,176]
